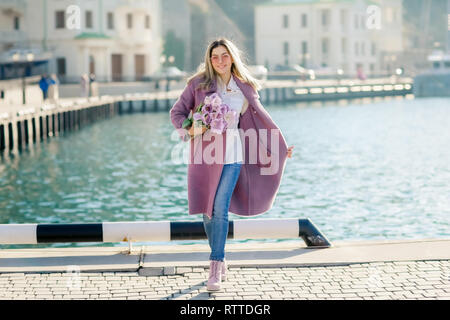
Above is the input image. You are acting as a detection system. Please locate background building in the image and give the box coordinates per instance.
[161,0,245,72]
[0,0,162,82]
[255,0,403,76]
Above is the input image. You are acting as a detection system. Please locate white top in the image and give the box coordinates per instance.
[217,76,244,164]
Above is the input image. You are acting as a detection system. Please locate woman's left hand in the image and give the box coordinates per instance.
[287,145,294,158]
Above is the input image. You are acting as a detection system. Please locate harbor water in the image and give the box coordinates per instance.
[1,96,449,248]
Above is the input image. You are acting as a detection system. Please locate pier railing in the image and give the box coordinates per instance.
[0,77,413,153]
[0,218,331,249]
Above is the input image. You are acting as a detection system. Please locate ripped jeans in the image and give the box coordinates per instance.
[202,161,242,261]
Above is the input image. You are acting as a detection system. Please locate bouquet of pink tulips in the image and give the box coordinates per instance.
[182,93,238,135]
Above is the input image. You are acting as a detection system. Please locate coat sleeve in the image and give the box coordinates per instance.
[170,82,195,142]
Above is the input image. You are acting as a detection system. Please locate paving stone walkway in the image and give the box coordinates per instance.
[1,260,449,300]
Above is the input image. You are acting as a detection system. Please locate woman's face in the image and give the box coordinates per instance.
[210,45,233,76]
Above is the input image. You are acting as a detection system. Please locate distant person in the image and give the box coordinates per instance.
[39,74,50,101]
[47,74,59,102]
[357,65,366,81]
[89,73,98,97]
[80,74,89,98]
[169,38,294,292]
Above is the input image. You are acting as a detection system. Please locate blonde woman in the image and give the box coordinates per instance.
[170,38,294,291]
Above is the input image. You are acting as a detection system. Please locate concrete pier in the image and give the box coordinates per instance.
[0,238,449,300]
[259,77,413,104]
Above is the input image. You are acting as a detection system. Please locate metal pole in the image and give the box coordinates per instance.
[0,218,332,248]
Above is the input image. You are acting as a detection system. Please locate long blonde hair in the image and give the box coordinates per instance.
[187,38,261,91]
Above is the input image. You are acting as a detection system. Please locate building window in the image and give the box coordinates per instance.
[145,15,151,29]
[301,13,307,28]
[56,58,66,76]
[301,41,308,55]
[127,13,133,29]
[322,38,329,55]
[55,11,65,29]
[107,12,114,29]
[354,14,359,29]
[371,42,376,56]
[361,42,365,56]
[340,9,347,30]
[283,14,289,29]
[321,9,330,27]
[85,10,93,29]
[355,42,359,56]
[14,16,20,30]
[341,38,347,55]
[283,42,289,56]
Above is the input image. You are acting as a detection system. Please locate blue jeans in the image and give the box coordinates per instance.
[203,162,242,261]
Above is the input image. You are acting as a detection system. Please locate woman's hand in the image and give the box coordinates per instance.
[188,125,207,139]
[287,145,294,158]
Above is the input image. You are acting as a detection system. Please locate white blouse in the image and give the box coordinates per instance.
[217,76,244,164]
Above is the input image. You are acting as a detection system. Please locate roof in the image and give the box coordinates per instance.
[74,32,111,40]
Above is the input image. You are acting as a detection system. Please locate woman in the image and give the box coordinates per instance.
[170,38,294,291]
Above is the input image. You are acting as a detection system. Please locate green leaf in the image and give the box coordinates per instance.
[182,118,192,129]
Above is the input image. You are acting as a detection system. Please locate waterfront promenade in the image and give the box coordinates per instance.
[0,238,449,300]
[1,77,447,300]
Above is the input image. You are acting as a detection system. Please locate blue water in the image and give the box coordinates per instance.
[1,96,449,248]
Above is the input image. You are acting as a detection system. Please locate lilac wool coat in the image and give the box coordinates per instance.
[169,74,289,219]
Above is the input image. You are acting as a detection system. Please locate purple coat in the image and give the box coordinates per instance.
[170,74,289,219]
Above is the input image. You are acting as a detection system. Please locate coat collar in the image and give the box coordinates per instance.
[232,74,259,107]
[200,73,259,107]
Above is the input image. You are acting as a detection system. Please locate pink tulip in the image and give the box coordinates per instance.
[219,104,229,114]
[193,112,203,121]
[211,95,222,107]
[210,118,226,134]
[202,113,212,125]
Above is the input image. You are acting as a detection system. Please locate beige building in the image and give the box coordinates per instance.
[255,0,403,76]
[0,0,162,82]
